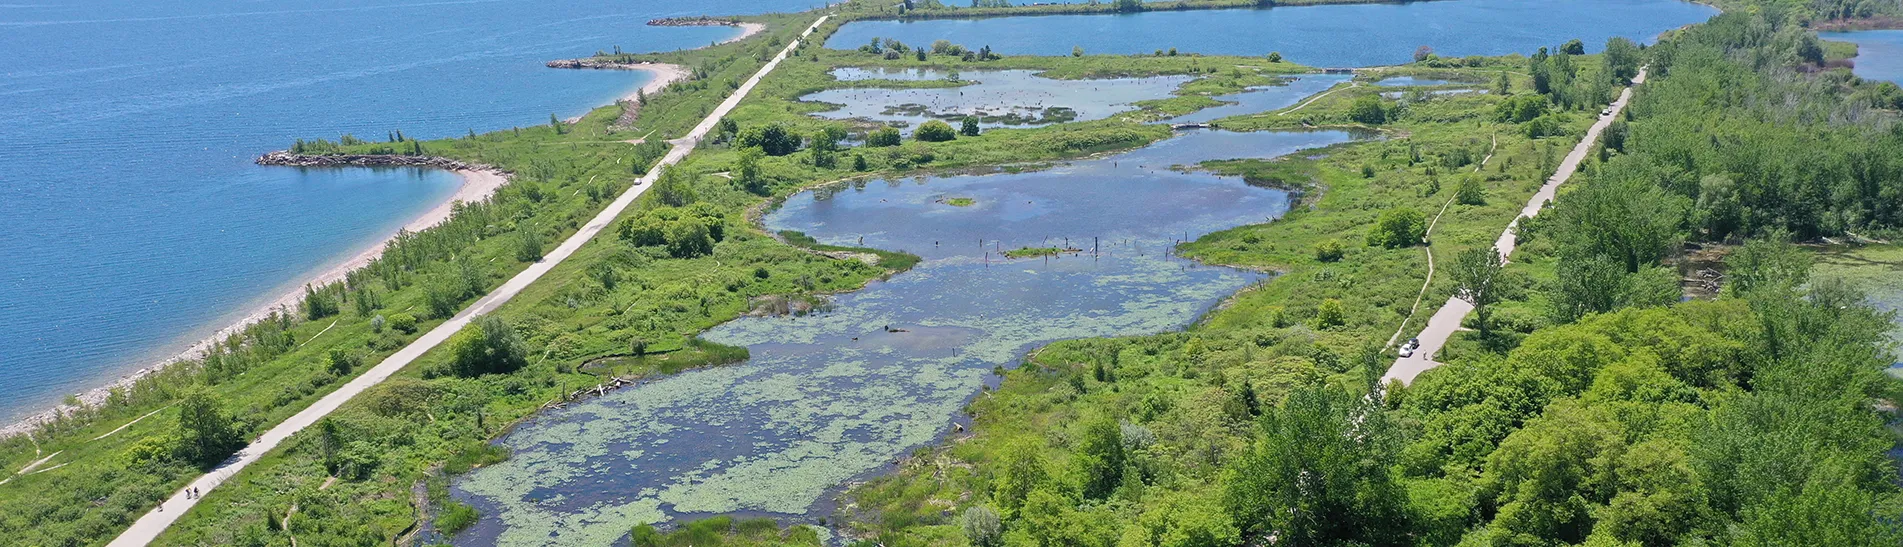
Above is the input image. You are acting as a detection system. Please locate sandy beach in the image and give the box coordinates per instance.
[0,168,508,438]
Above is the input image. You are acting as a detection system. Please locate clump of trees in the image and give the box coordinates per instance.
[1366,206,1426,248]
[444,315,527,377]
[618,204,726,259]
[915,120,958,142]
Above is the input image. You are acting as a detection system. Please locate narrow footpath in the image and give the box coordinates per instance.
[1382,68,1646,386]
[105,14,832,547]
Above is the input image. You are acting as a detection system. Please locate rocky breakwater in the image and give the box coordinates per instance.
[647,16,745,28]
[545,58,650,70]
[256,151,494,172]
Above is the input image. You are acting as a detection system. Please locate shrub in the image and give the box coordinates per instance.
[1367,206,1427,248]
[1455,175,1486,205]
[962,506,1003,547]
[1348,95,1388,124]
[735,122,801,156]
[1313,298,1347,329]
[388,313,417,334]
[446,315,527,377]
[867,126,902,147]
[915,120,957,142]
[1314,240,1345,262]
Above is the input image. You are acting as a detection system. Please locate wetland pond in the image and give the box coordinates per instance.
[804,67,1192,129]
[452,128,1361,545]
[826,0,1716,65]
[804,67,1356,130]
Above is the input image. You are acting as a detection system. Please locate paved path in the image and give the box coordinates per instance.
[105,14,831,547]
[1382,68,1645,386]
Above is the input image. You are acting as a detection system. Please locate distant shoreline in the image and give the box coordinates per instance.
[0,163,507,438]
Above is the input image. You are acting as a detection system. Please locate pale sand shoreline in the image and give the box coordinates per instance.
[0,168,508,438]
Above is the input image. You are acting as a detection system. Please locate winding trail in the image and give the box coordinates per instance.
[104,14,831,547]
[1382,68,1645,386]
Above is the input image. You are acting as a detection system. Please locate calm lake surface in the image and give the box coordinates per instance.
[827,0,1716,65]
[0,0,803,424]
[1821,30,1903,85]
[453,128,1358,545]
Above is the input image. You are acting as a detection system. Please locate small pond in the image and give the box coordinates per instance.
[826,0,1716,66]
[804,67,1190,129]
[451,128,1361,546]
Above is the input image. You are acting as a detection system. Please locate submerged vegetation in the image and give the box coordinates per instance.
[4,0,1902,545]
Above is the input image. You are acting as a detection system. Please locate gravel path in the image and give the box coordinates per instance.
[1382,68,1646,386]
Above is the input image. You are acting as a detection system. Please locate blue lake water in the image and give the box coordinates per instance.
[827,0,1716,66]
[1821,30,1903,85]
[453,129,1358,545]
[0,0,806,424]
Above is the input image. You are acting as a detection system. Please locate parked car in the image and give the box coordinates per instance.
[1398,337,1421,357]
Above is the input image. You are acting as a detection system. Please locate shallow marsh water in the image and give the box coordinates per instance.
[826,0,1716,65]
[805,67,1192,129]
[1162,74,1353,124]
[1820,30,1903,85]
[452,129,1359,545]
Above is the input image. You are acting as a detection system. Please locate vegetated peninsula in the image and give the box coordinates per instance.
[5,0,1903,545]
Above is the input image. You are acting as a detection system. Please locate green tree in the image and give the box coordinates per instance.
[326,348,359,376]
[735,122,801,156]
[1267,51,1283,63]
[1455,174,1486,205]
[735,146,768,196]
[1313,298,1346,329]
[1072,45,1084,57]
[1560,38,1585,55]
[1347,95,1388,124]
[1722,231,1810,298]
[651,166,698,207]
[960,116,981,137]
[1075,416,1124,499]
[1603,37,1641,83]
[514,224,543,262]
[994,440,1050,518]
[175,387,243,468]
[915,119,957,142]
[1224,385,1408,544]
[447,315,528,377]
[1494,70,1511,94]
[867,126,902,147]
[1367,206,1426,248]
[1451,247,1505,338]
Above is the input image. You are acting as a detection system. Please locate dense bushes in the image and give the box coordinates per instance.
[1366,206,1426,248]
[443,316,527,377]
[914,119,958,142]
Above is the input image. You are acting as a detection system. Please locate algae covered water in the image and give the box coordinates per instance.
[452,129,1358,545]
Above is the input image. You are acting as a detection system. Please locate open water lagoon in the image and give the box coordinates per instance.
[452,129,1359,545]
[826,0,1716,65]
